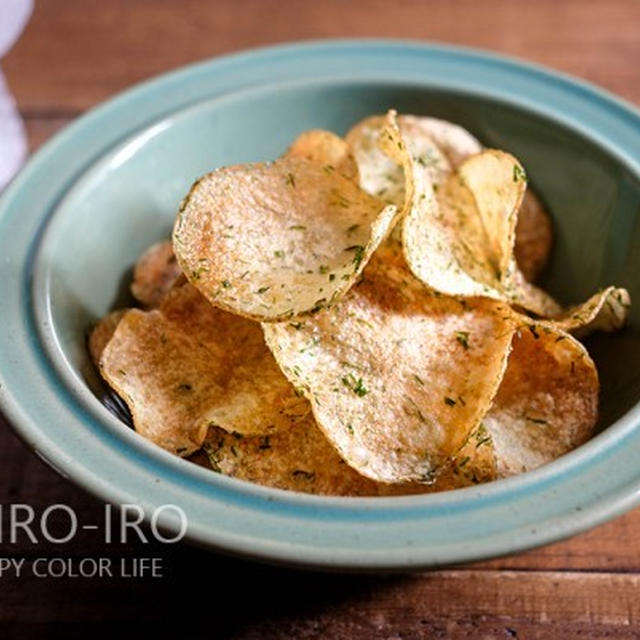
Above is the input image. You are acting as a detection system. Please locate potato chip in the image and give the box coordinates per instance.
[203,417,381,496]
[510,270,563,317]
[549,286,631,337]
[378,112,560,316]
[345,114,451,208]
[100,309,209,455]
[91,111,630,497]
[410,116,553,282]
[88,309,126,367]
[100,282,309,456]
[263,252,516,484]
[173,157,397,321]
[447,422,497,483]
[286,129,358,181]
[345,115,404,207]
[483,324,599,476]
[131,240,183,307]
[204,411,494,496]
[514,190,554,283]
[348,114,554,284]
[399,115,482,167]
[376,423,499,495]
[412,117,554,283]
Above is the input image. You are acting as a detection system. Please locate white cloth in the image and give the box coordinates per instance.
[0,0,33,191]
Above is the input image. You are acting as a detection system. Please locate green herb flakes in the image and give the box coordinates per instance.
[341,373,369,397]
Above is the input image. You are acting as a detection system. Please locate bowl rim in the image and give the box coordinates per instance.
[1,38,640,571]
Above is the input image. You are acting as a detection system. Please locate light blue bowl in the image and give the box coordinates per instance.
[1,40,639,571]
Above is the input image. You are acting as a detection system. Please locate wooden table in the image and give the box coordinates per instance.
[2,1,639,637]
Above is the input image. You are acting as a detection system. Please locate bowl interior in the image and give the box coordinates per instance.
[39,81,640,448]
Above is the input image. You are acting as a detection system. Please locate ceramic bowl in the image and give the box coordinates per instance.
[1,40,639,570]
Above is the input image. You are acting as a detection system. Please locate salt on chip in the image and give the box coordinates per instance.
[380,112,560,315]
[286,129,358,181]
[131,240,183,308]
[99,282,309,456]
[173,156,397,321]
[263,252,516,484]
[483,324,599,477]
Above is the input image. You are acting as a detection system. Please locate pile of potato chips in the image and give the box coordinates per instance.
[92,111,630,496]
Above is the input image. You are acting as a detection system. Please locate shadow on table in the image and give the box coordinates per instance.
[0,419,425,639]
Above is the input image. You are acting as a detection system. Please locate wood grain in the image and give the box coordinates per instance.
[23,117,70,152]
[5,0,640,114]
[2,0,640,637]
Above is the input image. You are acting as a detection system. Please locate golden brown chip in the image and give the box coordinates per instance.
[349,113,555,286]
[376,422,498,495]
[286,129,358,181]
[404,116,554,283]
[131,240,183,307]
[483,324,599,477]
[510,270,562,317]
[384,116,496,296]
[89,110,632,497]
[514,190,554,283]
[549,286,631,337]
[449,422,497,484]
[100,308,210,455]
[460,151,524,279]
[345,115,406,207]
[345,114,451,208]
[263,252,516,484]
[99,283,309,456]
[88,309,126,367]
[204,414,492,496]
[400,115,483,167]
[203,417,381,496]
[173,156,397,321]
[377,111,560,316]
